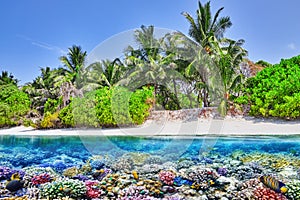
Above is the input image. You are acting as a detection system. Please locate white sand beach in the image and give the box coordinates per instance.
[0,117,299,136]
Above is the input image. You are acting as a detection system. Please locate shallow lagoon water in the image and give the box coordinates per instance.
[1,135,300,199]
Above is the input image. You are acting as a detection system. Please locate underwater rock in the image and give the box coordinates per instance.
[72,174,89,181]
[138,164,163,174]
[229,165,259,181]
[144,155,164,165]
[111,157,134,172]
[176,160,194,170]
[90,159,105,170]
[63,166,79,178]
[26,187,40,199]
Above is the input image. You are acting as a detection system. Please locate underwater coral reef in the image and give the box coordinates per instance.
[0,135,300,199]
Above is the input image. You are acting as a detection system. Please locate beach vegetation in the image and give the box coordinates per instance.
[0,84,31,127]
[236,55,300,119]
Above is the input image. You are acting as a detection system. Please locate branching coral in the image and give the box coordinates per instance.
[286,180,300,200]
[159,171,175,185]
[40,178,86,199]
[31,173,52,185]
[85,180,102,198]
[253,186,287,200]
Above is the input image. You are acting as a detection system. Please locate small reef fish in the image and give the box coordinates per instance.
[132,170,139,180]
[259,175,288,193]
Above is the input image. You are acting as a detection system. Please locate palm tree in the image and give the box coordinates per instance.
[182,1,233,107]
[0,71,18,86]
[85,58,124,90]
[59,45,87,89]
[23,67,65,111]
[56,45,87,107]
[208,37,248,115]
[182,1,232,50]
[133,25,160,62]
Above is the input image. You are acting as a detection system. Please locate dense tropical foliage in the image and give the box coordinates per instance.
[0,0,298,129]
[0,84,31,127]
[235,55,300,119]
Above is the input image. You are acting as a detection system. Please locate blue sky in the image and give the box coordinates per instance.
[1,0,300,85]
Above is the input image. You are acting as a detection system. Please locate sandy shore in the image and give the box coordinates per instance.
[0,117,299,136]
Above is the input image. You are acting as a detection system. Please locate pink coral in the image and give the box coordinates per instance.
[159,171,175,186]
[31,173,52,185]
[85,180,101,198]
[253,186,287,200]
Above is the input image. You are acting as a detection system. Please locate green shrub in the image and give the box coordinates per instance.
[58,104,74,127]
[40,112,60,129]
[56,86,154,128]
[0,84,31,127]
[44,97,62,114]
[129,86,154,124]
[94,86,154,126]
[94,87,125,127]
[0,103,15,128]
[72,91,99,127]
[236,55,300,119]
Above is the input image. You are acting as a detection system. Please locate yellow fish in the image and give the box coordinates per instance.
[132,170,139,180]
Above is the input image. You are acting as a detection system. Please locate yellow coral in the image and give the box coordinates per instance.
[63,167,79,177]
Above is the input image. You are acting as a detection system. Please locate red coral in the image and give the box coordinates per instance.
[159,171,175,185]
[85,180,101,198]
[253,186,287,200]
[31,173,52,185]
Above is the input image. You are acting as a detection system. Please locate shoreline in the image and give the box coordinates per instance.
[0,117,299,136]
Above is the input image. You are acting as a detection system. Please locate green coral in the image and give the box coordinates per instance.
[40,178,86,199]
[286,180,300,200]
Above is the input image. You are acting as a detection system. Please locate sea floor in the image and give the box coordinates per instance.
[0,135,300,199]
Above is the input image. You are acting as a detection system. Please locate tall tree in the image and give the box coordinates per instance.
[182,1,233,107]
[182,1,232,49]
[123,26,185,110]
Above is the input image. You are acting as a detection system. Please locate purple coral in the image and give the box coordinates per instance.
[0,166,25,180]
[217,167,227,176]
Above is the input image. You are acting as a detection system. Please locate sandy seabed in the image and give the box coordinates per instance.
[0,117,299,136]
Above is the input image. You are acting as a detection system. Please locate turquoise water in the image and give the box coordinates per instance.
[1,135,300,199]
[0,135,299,167]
